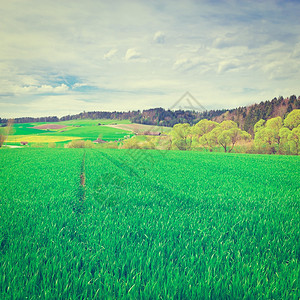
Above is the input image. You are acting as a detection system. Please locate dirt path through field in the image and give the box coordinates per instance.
[6,145,22,148]
[80,173,85,186]
[30,124,67,130]
[104,123,171,133]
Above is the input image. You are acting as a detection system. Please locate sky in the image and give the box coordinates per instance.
[1,0,300,118]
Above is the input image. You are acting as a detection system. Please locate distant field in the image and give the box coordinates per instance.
[6,135,82,143]
[3,119,134,145]
[0,149,299,299]
[46,125,131,140]
[105,123,172,133]
[59,119,131,126]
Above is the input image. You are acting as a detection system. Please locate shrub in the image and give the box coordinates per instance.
[67,140,95,148]
[31,143,47,148]
[48,142,56,148]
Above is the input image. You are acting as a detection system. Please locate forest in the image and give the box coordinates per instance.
[168,109,300,155]
[1,95,299,135]
[120,109,300,155]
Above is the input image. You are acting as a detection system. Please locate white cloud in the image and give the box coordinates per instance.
[1,0,300,117]
[15,84,69,95]
[173,56,203,71]
[73,83,88,88]
[291,42,300,59]
[217,61,239,74]
[103,49,118,60]
[125,48,142,61]
[213,36,236,49]
[153,31,165,44]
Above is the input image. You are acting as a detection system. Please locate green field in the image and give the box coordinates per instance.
[2,119,133,145]
[0,149,299,299]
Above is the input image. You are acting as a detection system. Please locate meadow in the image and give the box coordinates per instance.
[2,119,134,146]
[0,148,299,299]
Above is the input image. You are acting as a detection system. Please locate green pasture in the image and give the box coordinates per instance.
[45,125,131,140]
[3,119,134,145]
[59,119,131,126]
[0,149,299,299]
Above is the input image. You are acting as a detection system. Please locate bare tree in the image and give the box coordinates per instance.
[0,119,14,147]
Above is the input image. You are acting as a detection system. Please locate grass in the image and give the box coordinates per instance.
[105,123,172,134]
[6,135,82,143]
[4,119,134,145]
[0,149,299,299]
[48,126,132,140]
[59,119,131,126]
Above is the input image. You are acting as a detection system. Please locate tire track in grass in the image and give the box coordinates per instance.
[74,151,86,215]
[97,150,198,210]
[99,151,142,178]
[80,151,86,198]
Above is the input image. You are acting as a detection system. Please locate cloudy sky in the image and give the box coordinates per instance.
[1,0,300,118]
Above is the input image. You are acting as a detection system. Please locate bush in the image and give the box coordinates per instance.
[120,137,141,149]
[0,134,5,148]
[66,140,95,148]
[48,142,56,148]
[100,141,120,149]
[31,143,47,148]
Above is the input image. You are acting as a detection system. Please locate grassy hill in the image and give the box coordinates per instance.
[4,119,134,146]
[1,95,300,138]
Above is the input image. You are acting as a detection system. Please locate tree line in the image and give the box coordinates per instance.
[168,109,300,155]
[120,109,299,155]
[169,120,251,152]
[1,95,299,135]
[2,109,299,155]
[233,95,300,134]
[254,109,300,155]
[0,109,226,127]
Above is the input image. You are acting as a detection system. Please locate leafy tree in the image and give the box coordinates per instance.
[170,123,191,150]
[191,119,218,138]
[279,127,291,154]
[255,127,278,154]
[288,125,300,155]
[265,116,283,145]
[284,109,300,130]
[168,109,298,155]
[191,119,218,149]
[199,126,220,152]
[254,119,265,134]
[198,121,249,152]
[265,116,282,130]
[254,117,283,154]
[279,112,300,155]
[0,134,5,147]
[0,119,14,147]
[217,127,251,153]
[219,120,238,130]
[149,136,172,150]
[138,137,156,150]
[121,137,141,149]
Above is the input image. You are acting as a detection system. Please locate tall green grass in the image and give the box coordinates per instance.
[0,149,299,299]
